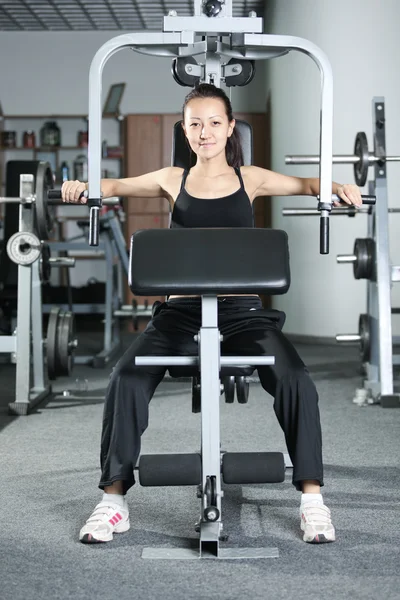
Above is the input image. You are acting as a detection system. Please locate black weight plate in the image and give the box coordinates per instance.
[40,243,51,283]
[225,59,256,87]
[57,311,75,377]
[353,237,375,280]
[171,56,200,87]
[47,306,61,380]
[35,162,55,241]
[359,313,370,363]
[353,132,369,187]
[223,375,235,403]
[235,375,249,404]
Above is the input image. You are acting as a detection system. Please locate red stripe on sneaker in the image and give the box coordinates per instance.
[116,513,122,521]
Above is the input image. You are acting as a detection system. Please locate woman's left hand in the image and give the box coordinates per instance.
[334,183,363,207]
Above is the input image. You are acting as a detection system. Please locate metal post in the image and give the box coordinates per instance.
[364,98,399,407]
[199,295,222,557]
[31,259,46,392]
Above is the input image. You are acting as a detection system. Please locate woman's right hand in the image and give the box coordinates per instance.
[61,180,87,204]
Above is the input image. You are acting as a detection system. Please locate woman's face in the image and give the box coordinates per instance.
[183,97,235,160]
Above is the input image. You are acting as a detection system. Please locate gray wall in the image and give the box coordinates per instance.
[264,0,400,337]
[0,31,266,115]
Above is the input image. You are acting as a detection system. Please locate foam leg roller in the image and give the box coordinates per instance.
[222,452,285,484]
[139,453,202,486]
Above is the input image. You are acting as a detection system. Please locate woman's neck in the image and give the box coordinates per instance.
[190,156,232,178]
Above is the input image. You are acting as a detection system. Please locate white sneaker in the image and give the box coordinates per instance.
[79,500,130,543]
[300,503,336,543]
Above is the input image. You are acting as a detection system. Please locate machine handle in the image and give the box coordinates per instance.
[359,195,376,205]
[88,205,100,246]
[320,215,329,255]
[47,189,118,205]
[331,193,376,205]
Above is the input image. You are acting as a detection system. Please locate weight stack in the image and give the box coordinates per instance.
[222,452,285,484]
[139,453,202,486]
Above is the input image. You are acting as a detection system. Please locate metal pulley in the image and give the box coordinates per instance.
[224,59,256,87]
[192,375,201,413]
[171,56,201,87]
[47,307,77,380]
[6,231,41,265]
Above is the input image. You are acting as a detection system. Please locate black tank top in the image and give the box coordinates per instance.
[170,167,254,229]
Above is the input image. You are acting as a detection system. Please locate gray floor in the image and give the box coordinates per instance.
[0,335,399,600]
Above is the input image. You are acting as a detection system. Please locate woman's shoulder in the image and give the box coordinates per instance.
[240,165,266,179]
[157,166,185,183]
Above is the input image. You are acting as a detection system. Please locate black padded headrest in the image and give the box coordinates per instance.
[172,120,253,169]
[129,228,290,296]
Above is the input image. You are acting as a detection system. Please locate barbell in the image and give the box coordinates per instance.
[285,131,400,186]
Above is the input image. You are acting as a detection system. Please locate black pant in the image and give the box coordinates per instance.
[100,296,324,494]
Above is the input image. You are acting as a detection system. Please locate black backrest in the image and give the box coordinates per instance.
[171,120,253,169]
[129,228,290,297]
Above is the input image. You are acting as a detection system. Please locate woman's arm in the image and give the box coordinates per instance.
[62,167,174,203]
[249,166,362,206]
[89,167,172,199]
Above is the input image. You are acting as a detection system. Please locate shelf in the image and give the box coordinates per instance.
[0,146,88,151]
[1,115,120,120]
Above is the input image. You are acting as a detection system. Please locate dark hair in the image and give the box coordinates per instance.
[182,83,243,168]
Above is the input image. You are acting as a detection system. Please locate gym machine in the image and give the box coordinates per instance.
[284,97,400,408]
[71,0,380,559]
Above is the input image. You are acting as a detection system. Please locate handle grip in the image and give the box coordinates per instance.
[320,215,329,255]
[360,195,376,205]
[89,206,100,246]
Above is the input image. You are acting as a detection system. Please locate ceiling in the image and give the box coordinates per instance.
[0,0,265,31]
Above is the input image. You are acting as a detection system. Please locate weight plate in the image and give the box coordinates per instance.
[57,311,75,377]
[353,132,369,187]
[47,307,61,380]
[6,231,41,265]
[40,243,51,283]
[353,237,375,280]
[359,313,370,363]
[235,375,249,404]
[35,161,55,240]
[171,56,200,87]
[225,59,256,87]
[223,375,235,403]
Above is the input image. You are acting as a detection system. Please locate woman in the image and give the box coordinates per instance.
[62,83,362,545]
